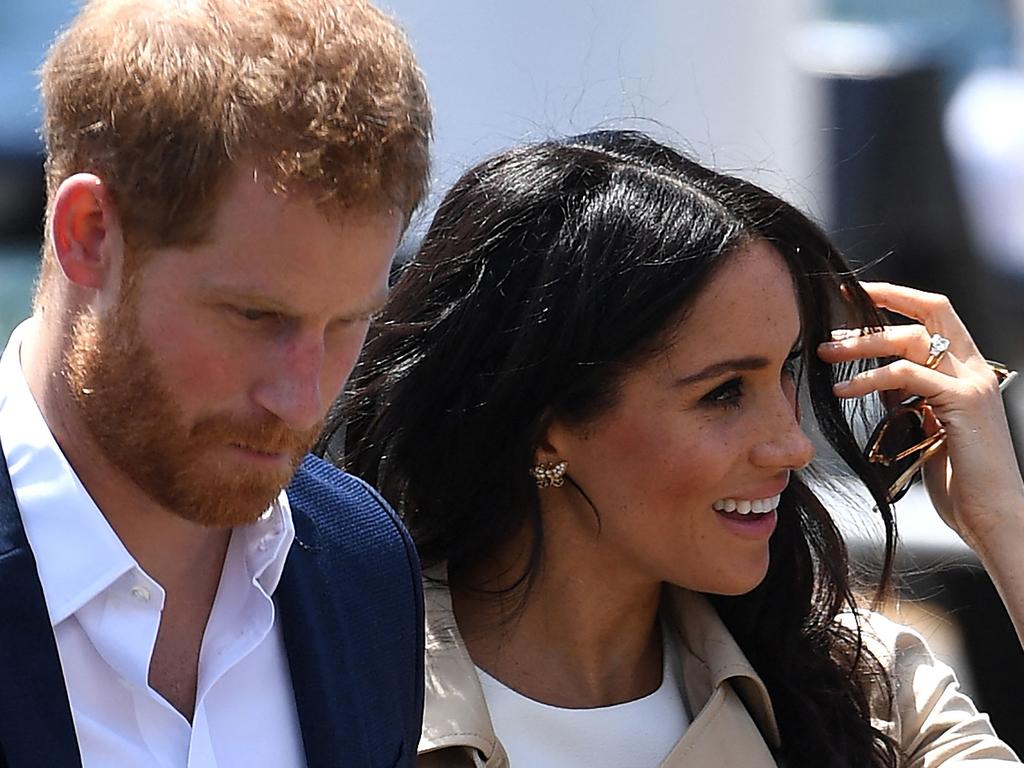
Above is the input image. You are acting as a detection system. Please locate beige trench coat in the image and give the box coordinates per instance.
[418,582,1019,767]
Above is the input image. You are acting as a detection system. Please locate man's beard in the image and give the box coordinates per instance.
[63,296,320,528]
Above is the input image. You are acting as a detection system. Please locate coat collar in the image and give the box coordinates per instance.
[664,588,781,749]
[420,576,503,761]
[420,579,781,766]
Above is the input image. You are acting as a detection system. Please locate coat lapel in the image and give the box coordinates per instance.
[420,577,504,765]
[659,685,778,767]
[276,474,371,768]
[659,589,782,767]
[0,447,81,767]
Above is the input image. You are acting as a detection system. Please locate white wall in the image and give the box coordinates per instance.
[377,0,827,227]
[0,1,828,218]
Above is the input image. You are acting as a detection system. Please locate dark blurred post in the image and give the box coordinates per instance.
[801,23,994,343]
[946,66,1024,427]
[800,20,1024,750]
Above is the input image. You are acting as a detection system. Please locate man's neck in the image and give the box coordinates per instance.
[22,315,232,720]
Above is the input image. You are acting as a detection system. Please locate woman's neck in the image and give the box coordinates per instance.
[452,522,665,708]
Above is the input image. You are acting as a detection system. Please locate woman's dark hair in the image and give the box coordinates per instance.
[323,130,900,767]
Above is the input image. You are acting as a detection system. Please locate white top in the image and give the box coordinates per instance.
[476,639,689,768]
[0,320,307,768]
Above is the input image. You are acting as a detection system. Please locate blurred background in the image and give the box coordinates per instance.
[2,0,1022,748]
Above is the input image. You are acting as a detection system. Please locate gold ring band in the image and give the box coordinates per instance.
[924,333,950,370]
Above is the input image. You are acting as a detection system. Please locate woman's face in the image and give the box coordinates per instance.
[543,240,815,596]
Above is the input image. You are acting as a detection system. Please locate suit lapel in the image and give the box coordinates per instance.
[0,448,81,767]
[277,476,371,767]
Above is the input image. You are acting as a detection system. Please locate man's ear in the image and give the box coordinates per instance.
[50,173,124,291]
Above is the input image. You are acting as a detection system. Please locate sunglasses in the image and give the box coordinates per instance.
[864,361,1018,503]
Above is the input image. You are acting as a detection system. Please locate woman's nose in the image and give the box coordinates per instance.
[750,396,816,471]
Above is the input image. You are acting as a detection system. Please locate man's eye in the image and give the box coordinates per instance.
[235,307,273,322]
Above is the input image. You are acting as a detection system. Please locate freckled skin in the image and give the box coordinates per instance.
[134,173,402,437]
[69,166,404,526]
[544,240,816,597]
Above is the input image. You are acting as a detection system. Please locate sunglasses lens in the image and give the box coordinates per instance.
[859,359,1015,503]
[866,406,929,501]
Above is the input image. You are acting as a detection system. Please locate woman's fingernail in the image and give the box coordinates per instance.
[830,328,861,341]
[833,380,851,392]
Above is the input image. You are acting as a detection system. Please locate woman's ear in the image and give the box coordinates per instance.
[531,413,573,489]
[533,410,573,465]
[50,173,124,292]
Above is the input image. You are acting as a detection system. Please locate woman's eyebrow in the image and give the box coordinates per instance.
[674,333,803,387]
[673,356,772,387]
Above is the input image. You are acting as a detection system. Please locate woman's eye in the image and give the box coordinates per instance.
[782,355,800,380]
[702,377,743,408]
[782,348,804,387]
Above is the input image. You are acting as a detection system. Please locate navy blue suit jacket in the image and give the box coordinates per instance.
[0,451,424,767]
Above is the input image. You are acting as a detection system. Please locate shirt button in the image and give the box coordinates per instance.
[130,585,151,602]
[257,535,274,552]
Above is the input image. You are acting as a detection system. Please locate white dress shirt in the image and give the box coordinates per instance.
[0,320,307,768]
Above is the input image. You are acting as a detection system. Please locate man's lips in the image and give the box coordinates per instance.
[227,443,293,465]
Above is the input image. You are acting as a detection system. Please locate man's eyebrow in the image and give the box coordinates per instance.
[202,286,287,309]
[202,286,390,322]
[673,334,803,387]
[353,289,390,320]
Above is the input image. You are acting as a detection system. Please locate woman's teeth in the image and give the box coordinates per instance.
[712,494,781,515]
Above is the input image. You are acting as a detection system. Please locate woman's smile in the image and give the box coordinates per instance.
[540,240,814,597]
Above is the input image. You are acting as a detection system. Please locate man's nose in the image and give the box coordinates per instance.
[251,336,327,432]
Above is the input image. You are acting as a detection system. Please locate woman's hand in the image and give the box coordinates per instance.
[816,282,1024,557]
[817,281,1024,649]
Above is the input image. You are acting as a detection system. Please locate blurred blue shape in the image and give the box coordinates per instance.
[0,1,77,153]
[0,244,38,340]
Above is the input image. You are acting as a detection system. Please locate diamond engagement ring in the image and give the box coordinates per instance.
[924,333,950,370]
